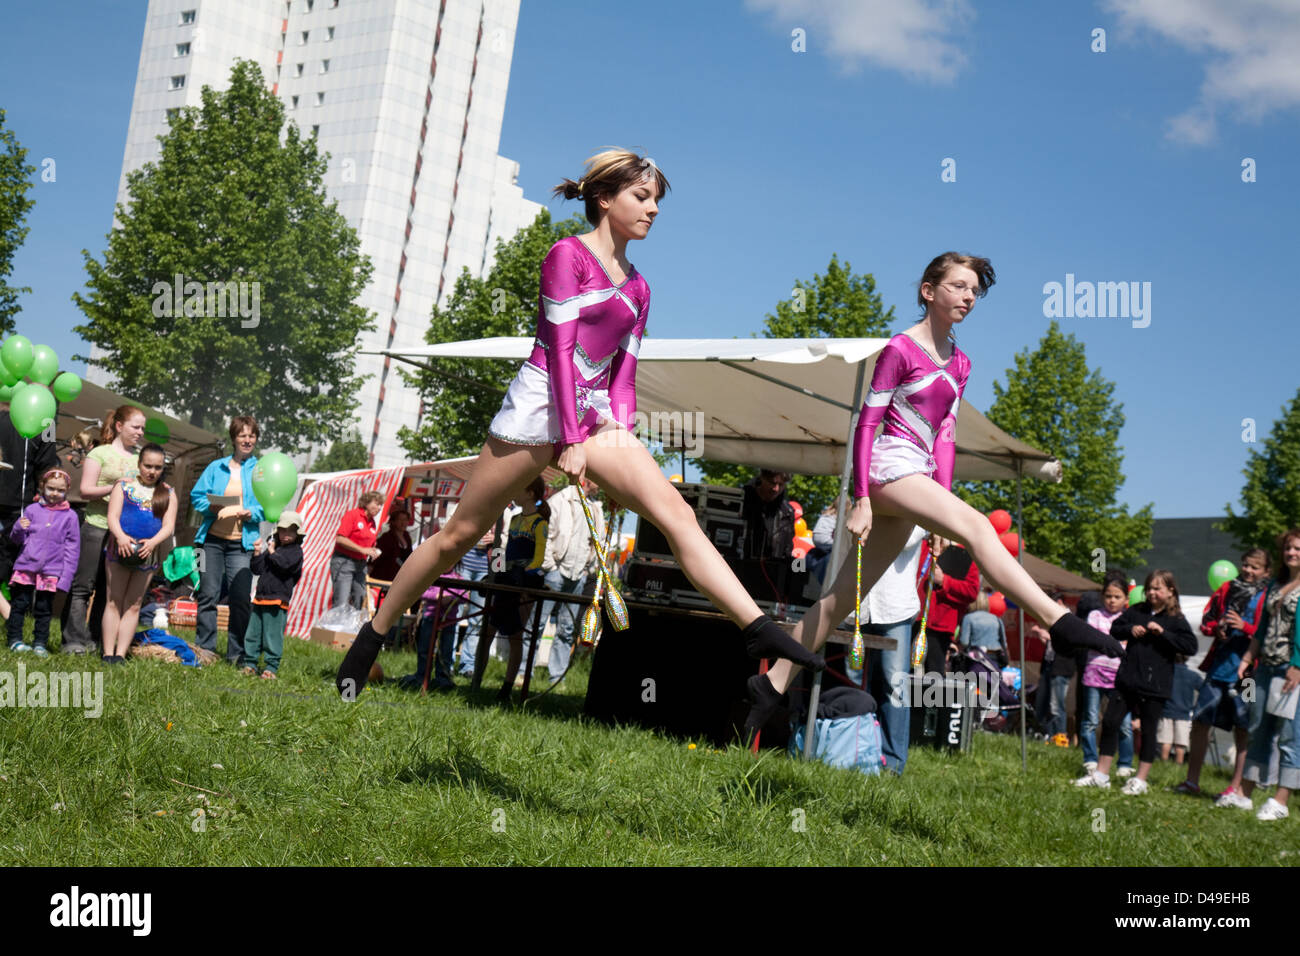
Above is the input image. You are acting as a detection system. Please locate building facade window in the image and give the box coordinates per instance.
[295,62,305,77]
[320,59,329,73]
[179,9,196,24]
[315,91,325,106]
[169,75,186,90]
[300,30,309,44]
[291,95,299,108]
[326,26,335,40]
[175,42,190,57]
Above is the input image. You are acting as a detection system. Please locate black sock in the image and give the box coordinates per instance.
[742,615,825,672]
[1049,612,1124,659]
[336,621,383,700]
[742,672,786,744]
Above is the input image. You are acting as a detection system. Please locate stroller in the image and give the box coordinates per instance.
[950,642,1042,735]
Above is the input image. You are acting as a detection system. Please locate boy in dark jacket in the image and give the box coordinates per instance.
[239,511,305,678]
[1079,569,1197,794]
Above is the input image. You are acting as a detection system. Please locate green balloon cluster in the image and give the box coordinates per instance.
[1207,560,1238,592]
[0,334,84,439]
[251,451,298,522]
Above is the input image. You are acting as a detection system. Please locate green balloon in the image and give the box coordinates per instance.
[1128,585,1145,607]
[9,382,56,439]
[144,416,170,445]
[0,363,17,387]
[1,335,34,380]
[251,451,298,522]
[28,344,59,386]
[51,371,83,403]
[1208,559,1238,592]
[0,382,15,402]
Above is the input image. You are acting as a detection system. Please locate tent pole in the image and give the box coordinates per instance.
[803,361,867,760]
[1017,459,1027,772]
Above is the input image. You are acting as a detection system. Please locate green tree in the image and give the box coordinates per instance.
[0,109,36,336]
[311,430,370,472]
[1222,387,1300,551]
[697,255,896,516]
[74,60,374,453]
[397,209,587,460]
[955,321,1153,574]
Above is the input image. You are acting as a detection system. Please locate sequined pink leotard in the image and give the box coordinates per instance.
[489,236,650,447]
[852,333,971,497]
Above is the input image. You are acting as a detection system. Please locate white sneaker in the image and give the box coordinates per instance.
[1214,789,1254,810]
[1074,771,1110,789]
[1257,798,1290,821]
[1116,766,1136,779]
[1084,761,1098,773]
[1122,776,1149,795]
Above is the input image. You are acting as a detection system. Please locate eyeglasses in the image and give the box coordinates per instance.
[941,282,980,297]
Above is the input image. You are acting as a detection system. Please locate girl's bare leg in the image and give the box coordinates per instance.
[102,561,127,657]
[582,424,824,669]
[339,437,552,697]
[373,438,553,632]
[114,570,152,657]
[763,513,917,695]
[767,474,1083,697]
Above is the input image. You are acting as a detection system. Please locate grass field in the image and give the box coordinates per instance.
[0,622,1294,866]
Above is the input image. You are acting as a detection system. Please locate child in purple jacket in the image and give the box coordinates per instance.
[7,468,81,657]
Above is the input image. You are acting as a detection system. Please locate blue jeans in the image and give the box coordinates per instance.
[1036,672,1071,736]
[539,568,586,681]
[1081,684,1133,767]
[328,553,368,610]
[845,618,913,775]
[196,539,252,659]
[455,564,490,676]
[1243,662,1300,791]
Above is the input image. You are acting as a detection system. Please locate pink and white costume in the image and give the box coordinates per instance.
[489,236,650,447]
[852,333,970,497]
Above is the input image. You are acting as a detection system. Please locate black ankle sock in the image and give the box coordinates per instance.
[742,672,786,744]
[1049,612,1124,659]
[742,615,825,672]
[336,621,383,700]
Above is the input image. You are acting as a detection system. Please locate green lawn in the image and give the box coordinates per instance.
[0,622,1293,866]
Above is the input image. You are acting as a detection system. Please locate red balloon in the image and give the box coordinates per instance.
[792,537,813,558]
[988,592,1007,617]
[988,509,1012,534]
[998,531,1021,556]
[789,500,803,521]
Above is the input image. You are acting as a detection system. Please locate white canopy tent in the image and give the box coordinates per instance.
[366,336,1063,765]
[363,337,1062,484]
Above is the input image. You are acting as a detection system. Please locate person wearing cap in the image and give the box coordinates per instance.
[239,511,305,679]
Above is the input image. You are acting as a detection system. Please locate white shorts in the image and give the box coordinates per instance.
[488,361,620,446]
[1157,717,1191,748]
[869,435,936,486]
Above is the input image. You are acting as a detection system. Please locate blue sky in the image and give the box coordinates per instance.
[2,0,1297,519]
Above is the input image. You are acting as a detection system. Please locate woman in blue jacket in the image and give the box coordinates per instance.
[190,415,265,662]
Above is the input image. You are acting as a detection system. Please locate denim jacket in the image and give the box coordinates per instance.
[190,455,265,550]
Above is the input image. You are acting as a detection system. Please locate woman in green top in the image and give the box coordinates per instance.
[63,405,145,654]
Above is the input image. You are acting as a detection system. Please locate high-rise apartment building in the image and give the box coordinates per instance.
[99,0,542,465]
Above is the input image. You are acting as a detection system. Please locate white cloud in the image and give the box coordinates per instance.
[745,0,976,84]
[1103,0,1300,144]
